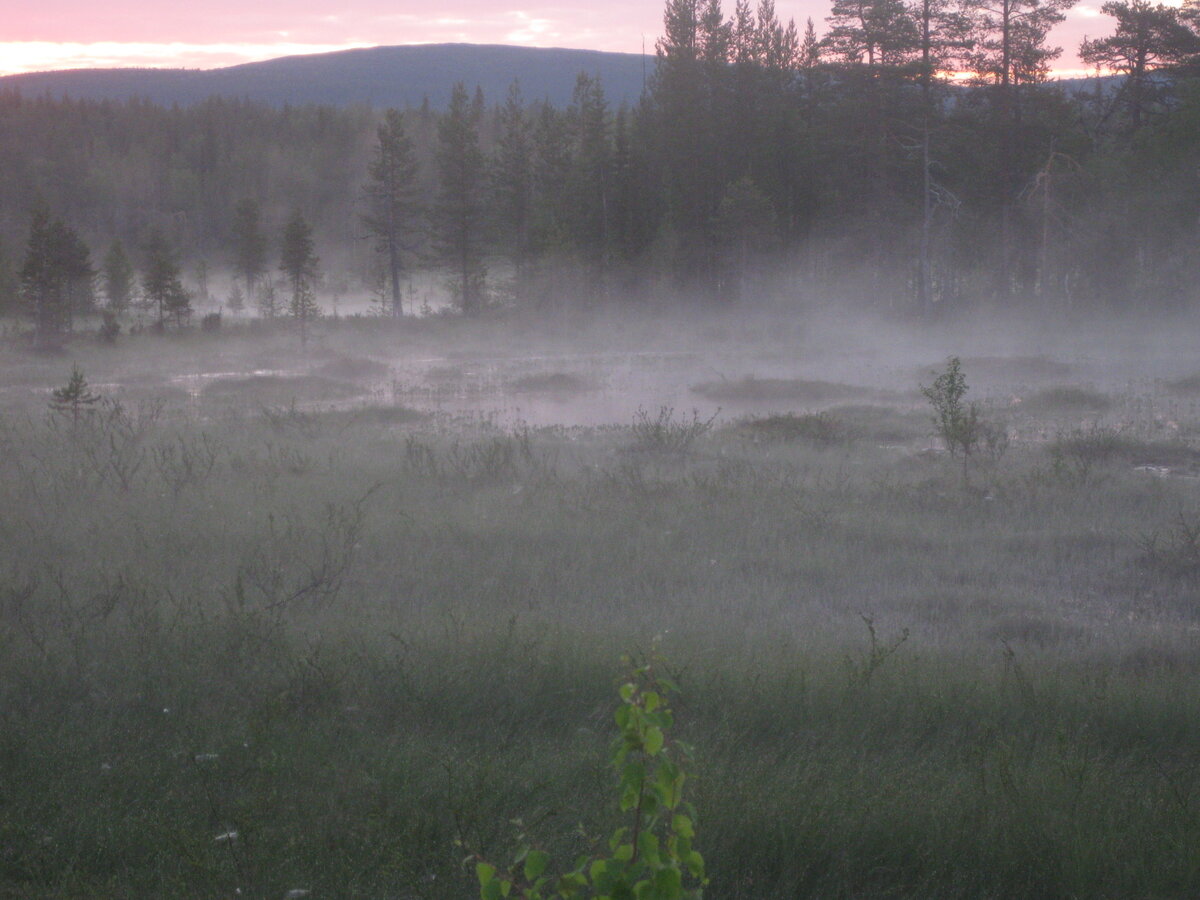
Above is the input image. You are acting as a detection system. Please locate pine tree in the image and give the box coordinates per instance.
[103,240,135,314]
[363,109,420,317]
[491,82,534,284]
[18,211,92,343]
[142,230,190,329]
[258,279,279,319]
[963,0,1076,301]
[49,364,101,422]
[653,0,728,292]
[231,199,268,301]
[1080,1,1196,131]
[567,73,613,274]
[434,82,487,315]
[0,243,16,316]
[227,281,246,313]
[531,102,573,253]
[280,211,321,345]
[19,211,67,342]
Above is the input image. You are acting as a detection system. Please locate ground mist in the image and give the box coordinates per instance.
[3,315,1200,897]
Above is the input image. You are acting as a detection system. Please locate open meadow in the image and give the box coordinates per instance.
[4,308,1200,897]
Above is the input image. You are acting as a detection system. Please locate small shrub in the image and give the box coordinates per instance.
[629,407,718,457]
[471,649,705,899]
[920,357,982,458]
[1050,427,1200,471]
[1049,426,1129,467]
[1137,511,1200,579]
[200,312,222,334]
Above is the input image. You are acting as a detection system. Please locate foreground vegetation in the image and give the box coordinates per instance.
[4,317,1200,897]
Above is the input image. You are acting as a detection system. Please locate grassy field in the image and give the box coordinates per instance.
[3,311,1200,897]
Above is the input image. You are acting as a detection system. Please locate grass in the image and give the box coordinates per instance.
[690,376,876,404]
[1016,385,1113,414]
[507,372,598,393]
[728,411,849,445]
[313,356,392,380]
[4,320,1200,896]
[199,373,365,404]
[1165,372,1200,395]
[1050,425,1200,471]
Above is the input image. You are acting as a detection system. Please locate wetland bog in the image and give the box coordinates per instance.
[3,309,1200,897]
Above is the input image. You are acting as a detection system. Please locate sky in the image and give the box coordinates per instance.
[0,0,1143,78]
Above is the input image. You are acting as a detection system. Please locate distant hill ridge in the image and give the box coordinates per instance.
[0,43,654,109]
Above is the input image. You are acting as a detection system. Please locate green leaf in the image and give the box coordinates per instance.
[655,867,683,896]
[685,851,705,878]
[524,849,550,882]
[477,862,497,888]
[671,814,694,839]
[638,832,661,867]
[589,859,607,879]
[644,726,664,756]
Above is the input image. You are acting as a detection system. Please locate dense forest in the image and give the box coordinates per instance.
[3,0,1200,333]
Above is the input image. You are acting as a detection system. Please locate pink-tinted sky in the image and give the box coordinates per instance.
[1,0,1151,77]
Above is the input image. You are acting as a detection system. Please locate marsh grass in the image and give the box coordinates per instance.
[1051,425,1200,471]
[1018,385,1113,414]
[728,411,849,445]
[508,372,598,394]
[201,374,365,404]
[4,329,1200,896]
[628,406,718,457]
[690,376,875,404]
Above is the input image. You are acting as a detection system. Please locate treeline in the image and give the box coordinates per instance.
[2,0,1200,329]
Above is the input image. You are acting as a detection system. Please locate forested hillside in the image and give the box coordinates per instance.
[2,0,1199,330]
[0,44,651,110]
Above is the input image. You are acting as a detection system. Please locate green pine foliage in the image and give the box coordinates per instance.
[280,212,322,344]
[0,0,1196,312]
[49,363,101,420]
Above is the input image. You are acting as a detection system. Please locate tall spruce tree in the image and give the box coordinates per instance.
[0,243,15,317]
[103,240,135,314]
[231,199,268,304]
[19,210,71,343]
[280,211,321,345]
[434,82,487,315]
[491,82,534,285]
[142,230,190,329]
[363,109,420,317]
[18,211,93,343]
[567,73,613,275]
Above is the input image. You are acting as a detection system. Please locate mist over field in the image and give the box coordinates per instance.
[3,0,1200,895]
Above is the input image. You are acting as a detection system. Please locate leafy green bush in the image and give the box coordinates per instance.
[472,651,706,899]
[921,357,981,458]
